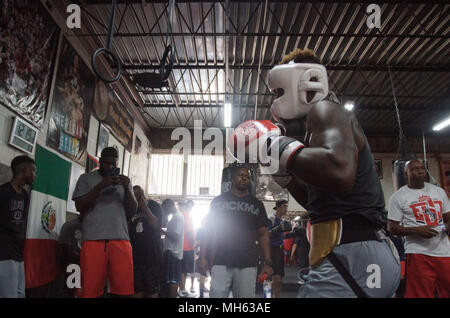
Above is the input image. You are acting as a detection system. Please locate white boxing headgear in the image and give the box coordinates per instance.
[267,63,329,120]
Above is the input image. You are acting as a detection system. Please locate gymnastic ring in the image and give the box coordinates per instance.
[160,45,174,82]
[92,47,122,84]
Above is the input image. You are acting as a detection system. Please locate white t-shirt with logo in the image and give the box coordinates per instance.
[388,183,450,257]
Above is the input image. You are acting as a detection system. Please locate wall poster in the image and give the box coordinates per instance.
[46,38,94,166]
[0,0,59,128]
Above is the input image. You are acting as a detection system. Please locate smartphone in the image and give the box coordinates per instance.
[112,167,120,176]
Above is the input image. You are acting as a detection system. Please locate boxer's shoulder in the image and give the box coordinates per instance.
[306,100,348,130]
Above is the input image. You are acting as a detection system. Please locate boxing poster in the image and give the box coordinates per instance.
[439,159,450,198]
[93,80,134,152]
[46,38,94,166]
[0,0,59,128]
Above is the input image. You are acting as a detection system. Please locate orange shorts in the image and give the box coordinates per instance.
[79,240,134,298]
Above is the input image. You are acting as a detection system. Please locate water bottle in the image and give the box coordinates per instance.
[263,280,272,298]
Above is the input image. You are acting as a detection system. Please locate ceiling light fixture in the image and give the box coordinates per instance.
[432,117,450,131]
[344,101,354,111]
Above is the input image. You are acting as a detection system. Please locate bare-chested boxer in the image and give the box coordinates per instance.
[229,49,400,298]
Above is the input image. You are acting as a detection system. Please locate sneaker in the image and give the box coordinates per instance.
[177,290,189,298]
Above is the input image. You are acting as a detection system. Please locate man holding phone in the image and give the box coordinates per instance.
[73,147,138,298]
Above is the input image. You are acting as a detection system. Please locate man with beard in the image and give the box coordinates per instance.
[0,155,35,298]
[199,166,273,298]
[388,159,450,298]
[72,147,137,298]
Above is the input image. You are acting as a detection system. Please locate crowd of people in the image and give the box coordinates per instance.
[1,151,449,299]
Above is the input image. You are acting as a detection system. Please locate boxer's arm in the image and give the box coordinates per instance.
[286,177,308,206]
[290,100,359,193]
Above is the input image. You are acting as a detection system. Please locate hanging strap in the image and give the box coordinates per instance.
[327,252,369,298]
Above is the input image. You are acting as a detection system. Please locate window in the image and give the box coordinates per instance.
[186,155,224,196]
[148,154,184,195]
[147,153,224,197]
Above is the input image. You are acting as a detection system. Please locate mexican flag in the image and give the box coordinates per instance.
[24,145,71,289]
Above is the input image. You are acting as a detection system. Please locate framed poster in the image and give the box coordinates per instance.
[46,38,94,166]
[96,124,109,157]
[374,159,383,179]
[93,80,134,152]
[0,0,59,128]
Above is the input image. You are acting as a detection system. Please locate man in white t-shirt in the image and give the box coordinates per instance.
[161,199,184,298]
[388,159,450,298]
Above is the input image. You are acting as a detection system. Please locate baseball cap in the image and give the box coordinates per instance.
[273,199,288,210]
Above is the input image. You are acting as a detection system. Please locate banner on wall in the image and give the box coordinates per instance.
[0,0,59,128]
[24,145,70,289]
[439,159,450,198]
[93,80,134,153]
[46,38,94,166]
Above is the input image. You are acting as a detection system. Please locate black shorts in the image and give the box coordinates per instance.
[182,250,195,274]
[134,265,160,295]
[270,245,285,277]
[163,251,182,285]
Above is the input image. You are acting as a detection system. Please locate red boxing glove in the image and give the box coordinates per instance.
[227,120,281,164]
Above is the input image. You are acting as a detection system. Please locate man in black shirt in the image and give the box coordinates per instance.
[129,185,162,298]
[199,166,273,298]
[0,155,36,298]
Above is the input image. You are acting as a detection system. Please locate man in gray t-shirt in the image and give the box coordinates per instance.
[72,147,137,298]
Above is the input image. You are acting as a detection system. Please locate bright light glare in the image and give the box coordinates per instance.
[344,101,354,111]
[224,103,232,127]
[190,200,211,231]
[433,117,450,131]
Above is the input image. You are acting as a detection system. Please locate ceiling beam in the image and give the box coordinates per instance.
[138,91,447,99]
[86,1,444,4]
[142,103,450,111]
[123,64,450,72]
[72,31,448,40]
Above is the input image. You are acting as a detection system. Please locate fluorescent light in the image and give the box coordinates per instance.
[224,103,232,127]
[344,101,354,111]
[433,117,450,131]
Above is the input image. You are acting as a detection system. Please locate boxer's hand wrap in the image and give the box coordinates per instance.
[268,136,305,173]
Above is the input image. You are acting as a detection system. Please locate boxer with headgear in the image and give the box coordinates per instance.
[228,49,400,297]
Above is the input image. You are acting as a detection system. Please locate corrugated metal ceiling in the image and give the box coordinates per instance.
[74,1,449,136]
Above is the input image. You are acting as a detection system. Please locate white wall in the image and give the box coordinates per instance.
[129,121,151,192]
